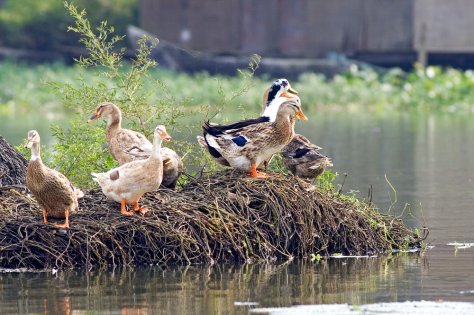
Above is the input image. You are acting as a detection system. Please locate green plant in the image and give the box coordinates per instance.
[317,168,337,191]
[310,253,322,262]
[48,2,180,187]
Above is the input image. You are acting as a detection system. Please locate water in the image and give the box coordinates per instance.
[1,111,474,314]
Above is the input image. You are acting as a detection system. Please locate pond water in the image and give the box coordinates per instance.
[1,111,474,314]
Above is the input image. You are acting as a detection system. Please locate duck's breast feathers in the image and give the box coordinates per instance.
[203,116,270,137]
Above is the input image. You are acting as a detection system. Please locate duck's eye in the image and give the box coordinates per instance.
[282,81,288,87]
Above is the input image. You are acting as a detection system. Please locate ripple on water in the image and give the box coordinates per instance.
[251,301,474,315]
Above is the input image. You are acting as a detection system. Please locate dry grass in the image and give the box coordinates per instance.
[0,170,425,270]
[0,136,27,186]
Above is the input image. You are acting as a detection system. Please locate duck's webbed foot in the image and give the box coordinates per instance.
[249,163,267,178]
[120,199,134,216]
[133,200,149,216]
[53,208,70,228]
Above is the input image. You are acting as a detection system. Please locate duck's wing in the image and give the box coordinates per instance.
[111,129,152,163]
[203,116,270,137]
[34,167,78,208]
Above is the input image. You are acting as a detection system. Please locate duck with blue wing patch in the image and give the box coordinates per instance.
[197,78,299,169]
[197,93,307,178]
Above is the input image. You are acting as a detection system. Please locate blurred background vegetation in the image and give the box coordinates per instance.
[0,0,137,51]
[2,0,474,189]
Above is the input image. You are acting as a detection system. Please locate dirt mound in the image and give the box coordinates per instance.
[0,170,425,270]
[0,135,27,186]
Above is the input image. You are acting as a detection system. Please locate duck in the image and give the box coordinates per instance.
[25,130,84,228]
[262,79,333,176]
[91,125,171,216]
[261,78,299,120]
[197,95,307,177]
[260,78,299,168]
[89,102,183,189]
[196,79,299,167]
[281,134,333,179]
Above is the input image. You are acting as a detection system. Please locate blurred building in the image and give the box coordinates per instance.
[140,0,474,69]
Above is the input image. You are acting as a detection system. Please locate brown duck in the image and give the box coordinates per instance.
[25,130,83,228]
[281,134,333,179]
[89,102,183,189]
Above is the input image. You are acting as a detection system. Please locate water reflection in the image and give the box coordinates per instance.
[0,254,437,315]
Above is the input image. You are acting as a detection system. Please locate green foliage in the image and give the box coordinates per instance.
[48,2,178,187]
[5,61,474,116]
[300,64,474,112]
[0,0,137,50]
[317,168,337,191]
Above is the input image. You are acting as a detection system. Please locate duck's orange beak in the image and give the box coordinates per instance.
[88,112,100,123]
[281,91,295,99]
[160,130,172,141]
[296,110,308,121]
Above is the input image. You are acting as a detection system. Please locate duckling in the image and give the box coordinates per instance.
[89,102,183,189]
[91,125,171,216]
[198,95,307,177]
[281,134,333,179]
[25,130,83,228]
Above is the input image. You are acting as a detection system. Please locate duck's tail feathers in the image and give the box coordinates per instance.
[202,117,270,137]
[197,132,223,160]
[308,157,333,169]
[202,120,218,136]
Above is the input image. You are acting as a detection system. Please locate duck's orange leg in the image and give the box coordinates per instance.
[53,208,70,229]
[133,199,149,215]
[42,208,48,224]
[120,199,134,216]
[250,162,267,178]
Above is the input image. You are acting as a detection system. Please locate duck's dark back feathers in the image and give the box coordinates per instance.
[203,116,270,137]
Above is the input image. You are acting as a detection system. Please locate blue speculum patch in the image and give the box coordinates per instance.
[232,136,247,147]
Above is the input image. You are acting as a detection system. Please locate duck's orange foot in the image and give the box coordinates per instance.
[249,163,267,178]
[121,210,134,216]
[120,199,134,216]
[249,170,267,178]
[135,207,150,216]
[53,222,70,229]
